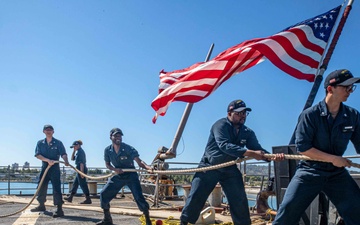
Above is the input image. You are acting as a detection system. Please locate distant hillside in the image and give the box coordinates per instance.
[240,164,273,176]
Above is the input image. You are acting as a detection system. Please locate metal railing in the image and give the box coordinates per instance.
[1,160,274,208]
[0,165,110,195]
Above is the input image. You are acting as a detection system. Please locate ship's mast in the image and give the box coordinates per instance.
[159,43,215,159]
[289,0,354,144]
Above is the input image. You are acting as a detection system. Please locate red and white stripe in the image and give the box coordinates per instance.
[151,6,340,123]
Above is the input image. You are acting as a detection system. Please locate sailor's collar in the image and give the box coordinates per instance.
[226,117,247,130]
[319,99,347,118]
[110,144,124,153]
[42,138,56,144]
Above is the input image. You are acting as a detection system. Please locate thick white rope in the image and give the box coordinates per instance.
[1,154,358,217]
[65,154,360,178]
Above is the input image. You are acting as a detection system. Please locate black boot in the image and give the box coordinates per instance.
[144,211,152,225]
[180,221,188,225]
[96,209,113,225]
[80,195,92,204]
[64,193,74,203]
[30,203,46,212]
[53,204,64,218]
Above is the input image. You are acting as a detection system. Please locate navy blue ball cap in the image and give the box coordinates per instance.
[324,69,360,88]
[70,140,83,148]
[43,124,54,130]
[227,100,252,112]
[110,128,123,136]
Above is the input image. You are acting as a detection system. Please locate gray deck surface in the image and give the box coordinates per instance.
[0,194,186,225]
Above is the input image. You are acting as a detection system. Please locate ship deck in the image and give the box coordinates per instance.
[0,194,272,225]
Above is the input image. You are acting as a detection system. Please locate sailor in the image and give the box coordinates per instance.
[96,128,152,225]
[180,100,284,225]
[31,124,70,217]
[64,140,92,204]
[273,69,360,225]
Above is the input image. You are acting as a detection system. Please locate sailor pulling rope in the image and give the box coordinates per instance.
[0,153,359,218]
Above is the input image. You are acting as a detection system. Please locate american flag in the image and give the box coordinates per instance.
[151,6,341,123]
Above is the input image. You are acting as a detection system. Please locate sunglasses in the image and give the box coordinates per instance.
[233,111,249,116]
[338,84,357,93]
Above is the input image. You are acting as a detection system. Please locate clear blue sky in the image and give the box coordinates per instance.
[1,0,359,170]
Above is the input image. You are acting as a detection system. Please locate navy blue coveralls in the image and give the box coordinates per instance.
[273,100,360,225]
[69,148,90,196]
[35,137,67,206]
[180,117,269,225]
[99,143,149,212]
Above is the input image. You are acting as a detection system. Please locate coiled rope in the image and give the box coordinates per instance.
[1,153,359,218]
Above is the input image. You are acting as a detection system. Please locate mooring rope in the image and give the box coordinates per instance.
[65,157,251,178]
[1,153,359,218]
[0,164,52,218]
[264,154,360,169]
[69,154,360,177]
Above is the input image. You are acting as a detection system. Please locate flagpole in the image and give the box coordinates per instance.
[289,0,354,144]
[159,43,215,159]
